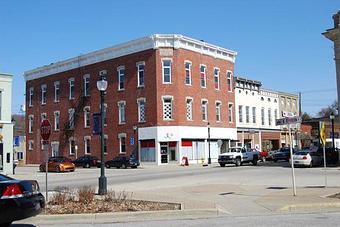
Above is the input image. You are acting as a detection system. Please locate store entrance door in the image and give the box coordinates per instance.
[160,144,168,164]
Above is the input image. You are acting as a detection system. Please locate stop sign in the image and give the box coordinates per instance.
[40,119,52,141]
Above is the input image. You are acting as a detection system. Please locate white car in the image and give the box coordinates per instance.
[289,150,323,167]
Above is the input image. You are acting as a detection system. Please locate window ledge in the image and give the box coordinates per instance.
[137,85,145,88]
[119,122,126,125]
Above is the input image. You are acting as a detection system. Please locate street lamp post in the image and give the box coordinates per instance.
[97,76,108,195]
[330,112,335,150]
[207,122,211,164]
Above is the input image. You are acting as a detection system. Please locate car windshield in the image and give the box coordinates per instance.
[0,174,13,181]
[228,148,241,153]
[295,151,308,155]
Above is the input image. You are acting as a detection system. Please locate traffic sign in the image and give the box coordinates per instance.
[276,116,302,126]
[40,119,52,141]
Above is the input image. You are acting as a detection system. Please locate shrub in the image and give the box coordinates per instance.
[77,186,95,204]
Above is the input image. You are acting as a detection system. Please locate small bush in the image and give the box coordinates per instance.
[77,186,95,204]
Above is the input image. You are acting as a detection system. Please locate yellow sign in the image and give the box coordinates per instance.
[320,121,326,146]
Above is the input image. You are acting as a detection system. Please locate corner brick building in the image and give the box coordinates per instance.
[24,34,237,165]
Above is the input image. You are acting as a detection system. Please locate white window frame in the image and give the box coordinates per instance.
[238,105,243,123]
[245,106,250,123]
[28,140,34,151]
[84,136,91,154]
[201,99,208,121]
[261,108,265,126]
[118,101,126,124]
[214,67,220,90]
[41,84,47,105]
[83,74,90,97]
[117,66,125,91]
[54,81,60,103]
[29,87,34,107]
[252,107,256,124]
[69,137,76,155]
[162,59,172,84]
[215,101,221,122]
[136,61,145,87]
[162,95,174,120]
[118,133,127,154]
[186,97,193,121]
[200,64,207,88]
[228,103,233,123]
[84,106,90,128]
[28,115,34,134]
[227,71,233,92]
[274,109,278,120]
[137,97,146,123]
[68,78,75,100]
[54,111,60,131]
[184,61,192,86]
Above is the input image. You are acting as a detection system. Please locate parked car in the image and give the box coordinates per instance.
[315,147,339,166]
[0,174,45,227]
[105,155,140,169]
[289,150,323,167]
[73,155,101,168]
[218,147,259,167]
[272,147,295,162]
[39,156,75,172]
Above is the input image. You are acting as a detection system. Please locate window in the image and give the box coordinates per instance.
[252,107,256,123]
[69,78,75,100]
[245,106,250,123]
[84,106,90,128]
[137,98,146,122]
[137,62,145,87]
[54,81,60,102]
[28,115,34,134]
[83,74,90,97]
[163,97,173,120]
[118,133,126,153]
[268,109,272,126]
[186,98,193,121]
[41,113,47,122]
[54,111,60,131]
[214,68,220,90]
[201,100,208,121]
[228,103,233,123]
[118,101,126,124]
[185,61,192,85]
[216,102,221,122]
[274,109,278,121]
[28,140,34,151]
[68,108,75,129]
[261,108,265,126]
[69,138,75,155]
[117,66,125,90]
[41,84,47,105]
[162,59,172,84]
[84,137,91,154]
[29,87,34,107]
[200,65,206,88]
[238,105,243,123]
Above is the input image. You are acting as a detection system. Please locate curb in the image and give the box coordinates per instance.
[280,202,340,212]
[16,209,226,225]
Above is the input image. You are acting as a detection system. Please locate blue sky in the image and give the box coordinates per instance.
[0,0,338,116]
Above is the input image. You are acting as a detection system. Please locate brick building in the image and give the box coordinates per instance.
[24,34,237,165]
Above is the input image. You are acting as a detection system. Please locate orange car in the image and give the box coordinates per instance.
[39,156,75,172]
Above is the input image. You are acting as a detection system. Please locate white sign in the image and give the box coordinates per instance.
[276,116,301,126]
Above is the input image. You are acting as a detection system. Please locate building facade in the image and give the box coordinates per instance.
[0,73,14,174]
[24,34,237,165]
[235,77,281,151]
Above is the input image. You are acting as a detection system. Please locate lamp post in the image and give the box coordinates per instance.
[207,122,211,164]
[330,112,335,150]
[97,76,108,195]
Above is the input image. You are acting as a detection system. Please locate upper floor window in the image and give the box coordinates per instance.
[185,61,192,85]
[238,105,243,123]
[83,74,90,97]
[54,81,60,102]
[162,59,172,84]
[200,65,206,88]
[268,109,272,126]
[118,101,126,124]
[29,87,34,107]
[214,68,220,90]
[118,133,126,153]
[137,98,146,122]
[28,115,34,133]
[216,102,221,122]
[117,66,125,90]
[84,137,91,154]
[228,103,233,123]
[68,108,75,129]
[54,111,60,131]
[84,106,90,128]
[163,97,173,120]
[99,70,107,81]
[186,98,193,121]
[261,108,265,126]
[201,100,208,121]
[245,106,250,123]
[274,109,278,121]
[41,84,47,105]
[252,107,256,124]
[137,62,145,87]
[69,78,75,100]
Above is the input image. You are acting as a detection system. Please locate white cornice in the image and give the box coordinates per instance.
[24,34,237,81]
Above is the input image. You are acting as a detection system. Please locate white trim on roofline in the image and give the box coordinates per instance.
[24,34,237,81]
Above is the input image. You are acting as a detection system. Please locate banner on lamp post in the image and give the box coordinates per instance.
[92,113,101,135]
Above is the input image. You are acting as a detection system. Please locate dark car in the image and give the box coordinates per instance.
[73,155,101,168]
[105,155,140,169]
[0,174,45,227]
[272,147,295,162]
[316,147,339,166]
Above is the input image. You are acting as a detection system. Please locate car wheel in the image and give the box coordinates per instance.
[220,163,225,167]
[55,166,61,173]
[0,222,12,227]
[309,160,313,168]
[122,164,127,169]
[85,163,90,168]
[273,159,277,163]
[252,156,258,166]
[261,156,266,162]
[235,158,241,167]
